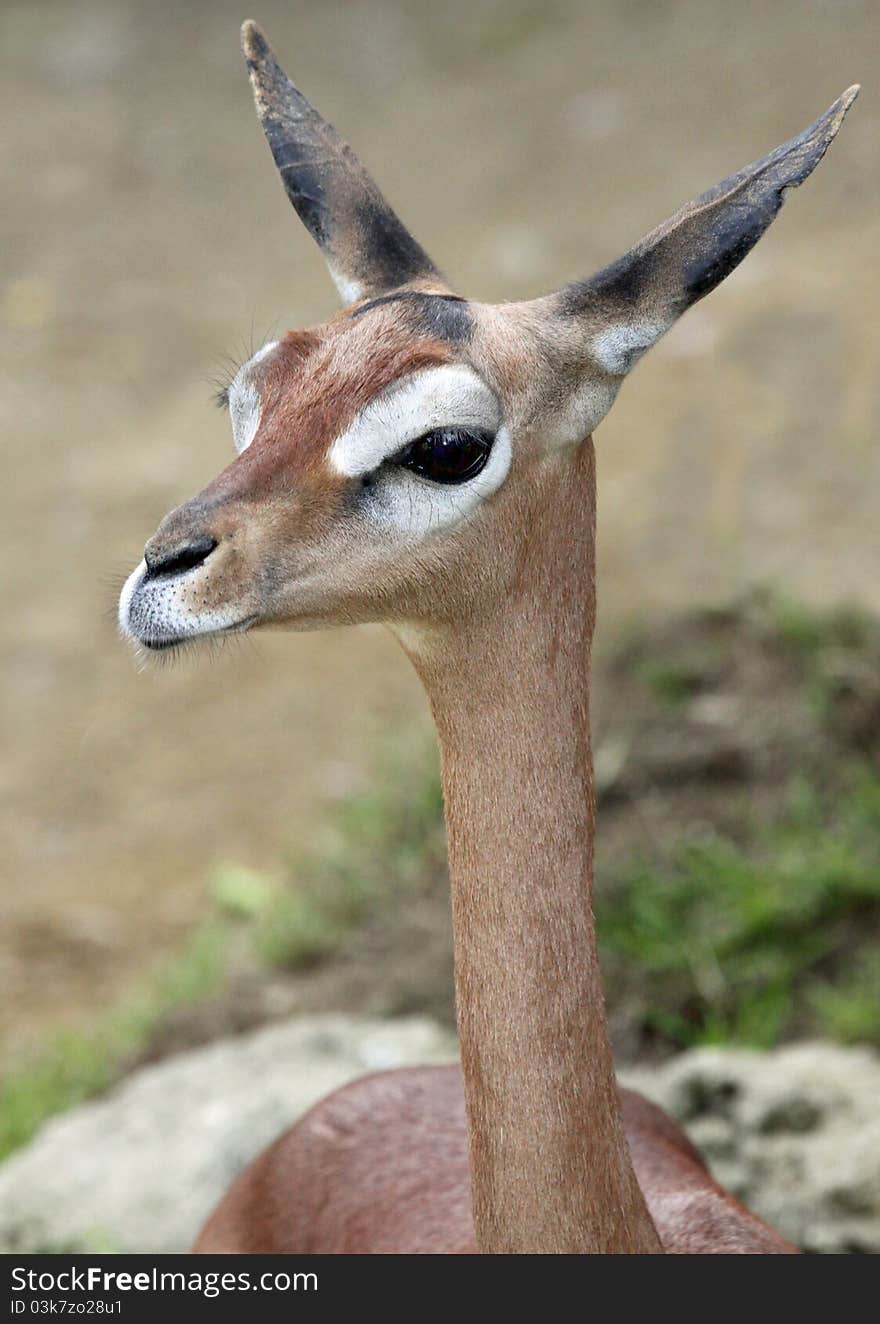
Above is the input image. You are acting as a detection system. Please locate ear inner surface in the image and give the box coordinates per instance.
[241,21,441,303]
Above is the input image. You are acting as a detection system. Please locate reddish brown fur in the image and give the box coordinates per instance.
[152,30,855,1254]
[142,308,461,633]
[204,313,455,502]
[194,1067,795,1254]
[191,444,797,1256]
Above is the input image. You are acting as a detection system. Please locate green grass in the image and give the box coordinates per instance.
[0,742,445,1161]
[809,952,880,1044]
[0,925,228,1161]
[759,590,878,722]
[254,749,445,968]
[764,591,873,660]
[636,654,715,707]
[599,766,880,1048]
[3,596,879,1159]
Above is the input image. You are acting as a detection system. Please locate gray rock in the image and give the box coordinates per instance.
[0,1016,456,1254]
[622,1042,880,1254]
[1,1024,877,1254]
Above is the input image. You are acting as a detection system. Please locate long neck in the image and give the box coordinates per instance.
[403,443,661,1254]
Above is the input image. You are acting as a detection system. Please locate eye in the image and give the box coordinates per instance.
[393,427,494,485]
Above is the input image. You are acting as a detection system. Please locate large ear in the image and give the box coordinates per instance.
[241,21,441,304]
[552,86,859,378]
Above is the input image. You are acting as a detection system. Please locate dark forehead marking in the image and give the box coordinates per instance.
[350,290,467,316]
[350,290,473,344]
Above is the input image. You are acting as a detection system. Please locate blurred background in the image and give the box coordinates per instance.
[1,0,879,1222]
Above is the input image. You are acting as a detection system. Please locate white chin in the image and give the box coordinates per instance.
[118,560,248,651]
[117,561,147,644]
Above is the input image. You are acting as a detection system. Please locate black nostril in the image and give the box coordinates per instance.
[144,534,218,579]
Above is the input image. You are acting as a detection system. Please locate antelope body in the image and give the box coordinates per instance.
[119,22,857,1254]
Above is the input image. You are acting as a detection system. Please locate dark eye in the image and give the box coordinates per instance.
[393,427,494,484]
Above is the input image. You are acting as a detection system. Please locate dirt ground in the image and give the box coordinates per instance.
[2,0,878,1057]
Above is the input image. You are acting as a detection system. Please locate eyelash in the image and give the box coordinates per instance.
[211,357,238,411]
[210,337,260,412]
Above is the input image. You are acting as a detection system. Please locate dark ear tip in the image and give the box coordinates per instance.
[774,83,860,195]
[240,19,269,63]
[826,83,860,135]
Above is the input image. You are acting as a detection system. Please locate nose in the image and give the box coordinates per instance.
[143,533,217,579]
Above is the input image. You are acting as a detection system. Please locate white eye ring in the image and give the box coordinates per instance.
[361,424,512,537]
[327,364,510,536]
[226,341,279,454]
[229,380,261,454]
[329,364,501,478]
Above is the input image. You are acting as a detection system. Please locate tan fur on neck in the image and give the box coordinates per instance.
[402,442,661,1252]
